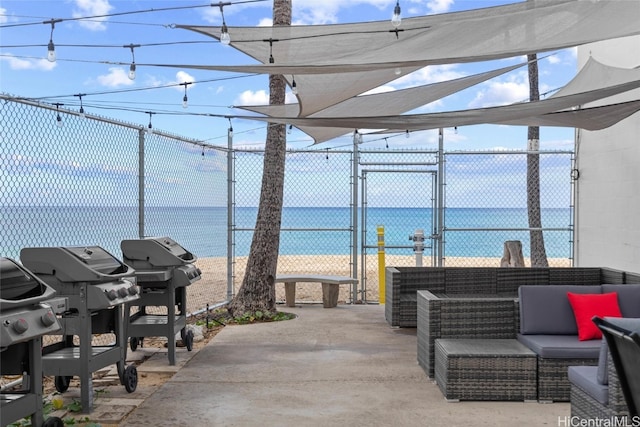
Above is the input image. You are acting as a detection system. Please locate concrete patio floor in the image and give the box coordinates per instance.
[118,304,570,427]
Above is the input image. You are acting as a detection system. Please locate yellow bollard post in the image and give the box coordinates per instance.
[377,225,386,304]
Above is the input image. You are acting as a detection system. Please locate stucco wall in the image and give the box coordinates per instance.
[575,36,640,272]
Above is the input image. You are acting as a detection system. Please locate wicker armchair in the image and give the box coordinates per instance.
[416,290,519,378]
[570,352,629,420]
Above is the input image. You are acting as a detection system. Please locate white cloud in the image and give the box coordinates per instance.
[235,89,269,106]
[467,70,539,109]
[0,8,8,24]
[169,71,196,92]
[96,67,135,87]
[0,54,57,71]
[425,0,454,14]
[72,0,113,31]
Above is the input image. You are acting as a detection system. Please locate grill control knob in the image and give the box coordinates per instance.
[13,318,29,335]
[128,285,139,296]
[106,289,118,300]
[118,287,129,298]
[41,311,57,327]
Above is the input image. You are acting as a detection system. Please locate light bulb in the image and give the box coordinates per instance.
[220,23,231,45]
[128,63,136,80]
[228,127,233,138]
[288,125,292,135]
[391,1,402,28]
[291,80,298,95]
[56,114,62,127]
[147,123,153,134]
[405,130,410,139]
[182,95,188,109]
[79,106,85,119]
[47,40,56,62]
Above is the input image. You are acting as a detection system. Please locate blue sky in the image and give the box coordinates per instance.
[0,0,577,152]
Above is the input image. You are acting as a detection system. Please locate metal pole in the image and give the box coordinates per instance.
[377,225,385,304]
[138,129,145,239]
[352,131,360,303]
[437,128,444,266]
[227,127,234,301]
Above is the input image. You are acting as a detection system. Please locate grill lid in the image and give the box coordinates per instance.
[121,237,197,269]
[20,246,134,283]
[0,257,57,310]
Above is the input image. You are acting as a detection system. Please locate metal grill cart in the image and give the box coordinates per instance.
[1,257,65,427]
[20,246,140,413]
[121,237,201,365]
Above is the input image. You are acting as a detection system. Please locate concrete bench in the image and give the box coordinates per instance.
[274,275,358,308]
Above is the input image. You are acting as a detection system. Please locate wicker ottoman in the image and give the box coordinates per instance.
[434,339,537,401]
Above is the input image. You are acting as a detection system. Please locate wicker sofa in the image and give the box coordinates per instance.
[517,284,640,402]
[568,317,640,420]
[386,266,625,328]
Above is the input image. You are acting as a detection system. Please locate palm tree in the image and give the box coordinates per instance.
[527,53,549,268]
[227,0,292,317]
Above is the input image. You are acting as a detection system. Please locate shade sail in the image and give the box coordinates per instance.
[494,100,640,130]
[235,79,640,132]
[178,0,640,116]
[238,61,529,143]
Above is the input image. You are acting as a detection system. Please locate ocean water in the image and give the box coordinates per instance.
[0,206,572,260]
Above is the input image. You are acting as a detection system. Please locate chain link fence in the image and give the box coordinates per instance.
[1,97,229,328]
[2,96,575,311]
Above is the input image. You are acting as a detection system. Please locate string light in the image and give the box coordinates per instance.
[391,1,402,28]
[53,103,63,127]
[264,38,278,64]
[180,81,192,108]
[405,130,410,139]
[75,93,86,118]
[287,124,292,134]
[228,118,233,137]
[125,43,139,80]
[291,77,298,95]
[216,2,231,45]
[146,111,154,134]
[44,19,61,62]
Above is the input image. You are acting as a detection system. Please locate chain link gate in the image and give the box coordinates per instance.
[359,149,440,303]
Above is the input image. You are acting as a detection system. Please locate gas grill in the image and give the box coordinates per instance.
[121,237,201,365]
[1,257,64,427]
[20,246,140,413]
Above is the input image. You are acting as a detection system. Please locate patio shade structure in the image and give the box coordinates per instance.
[237,61,530,143]
[176,0,640,119]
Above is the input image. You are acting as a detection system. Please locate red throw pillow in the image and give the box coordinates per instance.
[567,292,622,341]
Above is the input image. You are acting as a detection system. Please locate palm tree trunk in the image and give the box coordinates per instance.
[228,0,292,316]
[527,53,549,268]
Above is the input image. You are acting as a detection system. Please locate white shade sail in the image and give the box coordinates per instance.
[238,61,529,143]
[178,0,640,117]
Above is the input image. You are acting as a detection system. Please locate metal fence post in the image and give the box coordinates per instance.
[227,126,234,301]
[138,128,145,239]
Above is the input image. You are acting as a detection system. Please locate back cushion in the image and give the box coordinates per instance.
[601,284,640,318]
[519,285,602,335]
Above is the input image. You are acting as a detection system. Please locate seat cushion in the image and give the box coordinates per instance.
[519,285,602,335]
[601,284,640,318]
[568,365,608,405]
[597,337,609,385]
[517,334,601,358]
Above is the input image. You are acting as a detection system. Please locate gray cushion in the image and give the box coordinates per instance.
[597,337,608,385]
[519,285,603,335]
[517,334,601,358]
[601,284,640,317]
[568,365,608,405]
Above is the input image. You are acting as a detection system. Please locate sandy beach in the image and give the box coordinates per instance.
[189,254,572,312]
